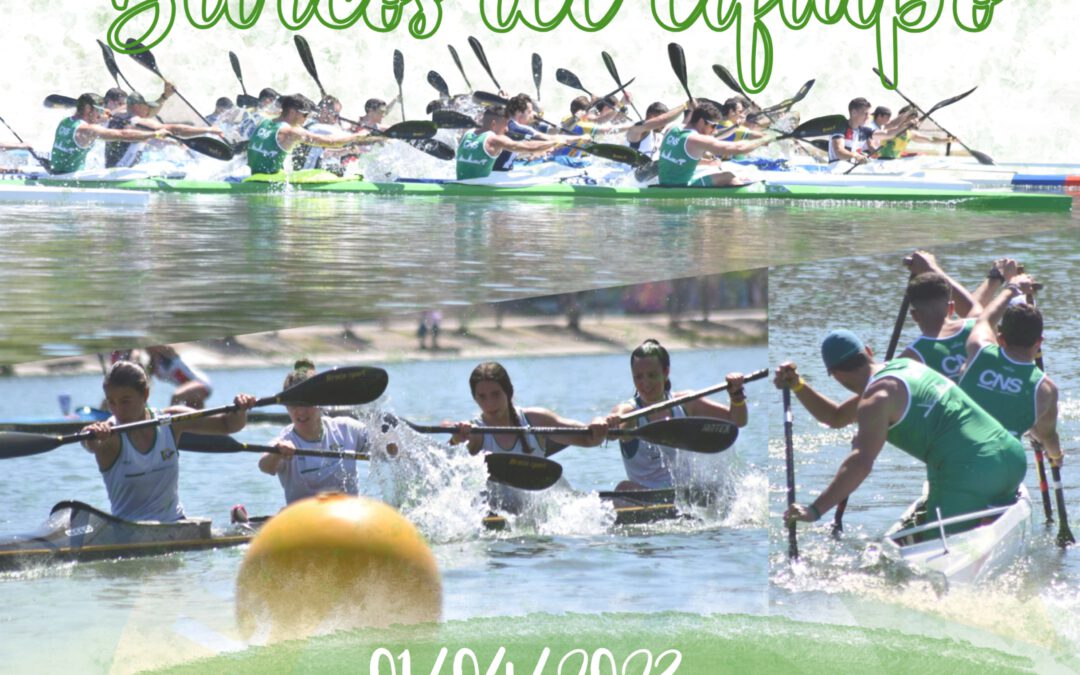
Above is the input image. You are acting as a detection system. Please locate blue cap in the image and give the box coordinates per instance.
[821,330,865,371]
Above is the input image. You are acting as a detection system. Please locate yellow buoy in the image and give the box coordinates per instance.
[235,494,441,642]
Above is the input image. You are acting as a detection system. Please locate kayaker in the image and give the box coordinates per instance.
[874,105,955,159]
[447,361,605,511]
[259,360,373,504]
[293,95,351,172]
[780,330,1026,532]
[246,94,375,175]
[109,346,213,409]
[80,360,256,522]
[958,275,1062,465]
[105,91,225,169]
[206,97,256,142]
[625,101,688,161]
[716,97,767,144]
[492,94,558,171]
[48,93,168,174]
[455,105,567,180]
[593,339,748,491]
[828,97,877,164]
[657,101,773,187]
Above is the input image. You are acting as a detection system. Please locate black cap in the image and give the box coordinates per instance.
[258,87,280,101]
[126,91,149,108]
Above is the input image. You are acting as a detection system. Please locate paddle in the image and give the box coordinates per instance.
[773,115,848,141]
[43,94,77,109]
[872,68,992,165]
[370,121,438,140]
[405,417,739,455]
[531,53,543,102]
[0,366,389,460]
[620,368,768,423]
[134,124,234,161]
[228,51,260,109]
[756,79,815,120]
[393,49,406,122]
[556,68,594,97]
[0,114,52,173]
[294,35,327,100]
[843,86,978,174]
[98,39,135,92]
[427,71,451,100]
[574,142,651,167]
[601,51,642,121]
[713,65,824,157]
[432,109,476,129]
[123,39,211,125]
[468,36,502,92]
[484,453,563,490]
[668,43,694,104]
[180,432,371,461]
[448,45,473,92]
[784,387,799,560]
[399,137,454,161]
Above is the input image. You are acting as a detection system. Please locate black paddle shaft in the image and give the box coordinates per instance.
[784,387,799,560]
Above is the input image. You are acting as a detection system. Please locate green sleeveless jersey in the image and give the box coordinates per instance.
[50,117,94,174]
[247,119,289,174]
[657,127,699,186]
[456,131,497,179]
[871,358,1020,468]
[907,318,975,382]
[877,130,911,160]
[958,344,1043,439]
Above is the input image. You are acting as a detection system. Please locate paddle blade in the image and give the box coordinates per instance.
[44,94,77,109]
[178,433,244,454]
[712,64,743,94]
[761,79,815,116]
[581,143,651,167]
[272,366,388,407]
[467,36,500,90]
[180,135,234,161]
[0,432,66,459]
[969,149,995,166]
[555,68,587,93]
[532,52,543,98]
[383,121,437,140]
[393,49,405,85]
[924,86,976,117]
[427,70,451,98]
[432,109,476,129]
[236,94,259,109]
[778,114,848,140]
[294,35,325,96]
[635,417,739,454]
[472,91,508,107]
[123,39,161,77]
[667,43,691,99]
[601,51,621,84]
[448,44,472,91]
[406,138,455,161]
[485,453,562,491]
[229,51,244,84]
[97,39,122,85]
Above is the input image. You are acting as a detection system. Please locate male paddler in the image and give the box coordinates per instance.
[456,105,567,180]
[657,101,772,187]
[105,91,224,168]
[625,101,688,161]
[49,93,168,175]
[829,97,877,164]
[958,275,1062,465]
[246,94,374,175]
[780,330,1026,533]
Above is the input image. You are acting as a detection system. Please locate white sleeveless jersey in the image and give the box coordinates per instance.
[100,414,184,522]
[471,406,545,455]
[618,397,686,489]
[273,416,367,504]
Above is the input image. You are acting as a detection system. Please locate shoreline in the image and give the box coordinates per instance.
[9,309,766,377]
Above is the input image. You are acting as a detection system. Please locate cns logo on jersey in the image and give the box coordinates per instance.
[978,370,1023,394]
[941,354,967,377]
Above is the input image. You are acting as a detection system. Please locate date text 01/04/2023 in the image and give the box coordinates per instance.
[370,647,683,675]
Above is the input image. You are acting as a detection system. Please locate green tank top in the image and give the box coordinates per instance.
[50,117,94,174]
[958,344,1043,439]
[907,318,975,382]
[658,127,700,186]
[871,359,1017,469]
[456,131,497,179]
[878,130,911,159]
[247,119,289,174]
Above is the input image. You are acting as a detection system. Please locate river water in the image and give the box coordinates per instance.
[768,228,1080,672]
[0,347,768,673]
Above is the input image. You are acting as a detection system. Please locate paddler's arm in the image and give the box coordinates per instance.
[626,103,688,143]
[81,125,168,145]
[785,381,893,524]
[690,133,772,161]
[259,439,296,475]
[774,363,860,428]
[80,421,122,471]
[906,250,982,318]
[830,135,864,163]
[683,372,748,427]
[967,274,1033,361]
[283,125,377,149]
[446,421,484,455]
[488,134,563,156]
[970,258,1018,310]
[173,393,256,435]
[523,408,606,447]
[1032,378,1062,467]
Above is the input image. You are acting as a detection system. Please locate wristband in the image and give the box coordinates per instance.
[731,398,747,407]
[807,503,821,521]
[986,266,1005,282]
[791,378,805,393]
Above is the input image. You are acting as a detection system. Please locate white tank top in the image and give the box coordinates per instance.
[618,396,686,489]
[273,416,367,504]
[100,413,184,522]
[471,406,545,455]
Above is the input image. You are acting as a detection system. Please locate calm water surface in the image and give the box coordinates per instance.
[0,348,768,674]
[768,229,1080,670]
[0,193,1073,362]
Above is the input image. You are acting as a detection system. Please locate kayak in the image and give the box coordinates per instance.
[0,182,150,205]
[0,407,297,433]
[482,501,683,531]
[6,176,1070,212]
[877,484,1032,586]
[0,500,253,571]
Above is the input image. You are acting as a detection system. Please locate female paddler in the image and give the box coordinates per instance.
[81,360,256,522]
[447,362,605,510]
[594,339,748,491]
[258,360,376,505]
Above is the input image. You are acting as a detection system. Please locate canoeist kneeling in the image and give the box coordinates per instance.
[779,330,1026,534]
[593,339,748,493]
[247,94,379,175]
[658,102,773,187]
[81,360,256,523]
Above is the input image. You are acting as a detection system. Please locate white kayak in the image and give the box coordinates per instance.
[879,484,1032,586]
[0,181,149,206]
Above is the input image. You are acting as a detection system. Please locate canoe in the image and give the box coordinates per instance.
[0,407,299,434]
[7,177,1070,212]
[0,500,253,571]
[879,484,1032,585]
